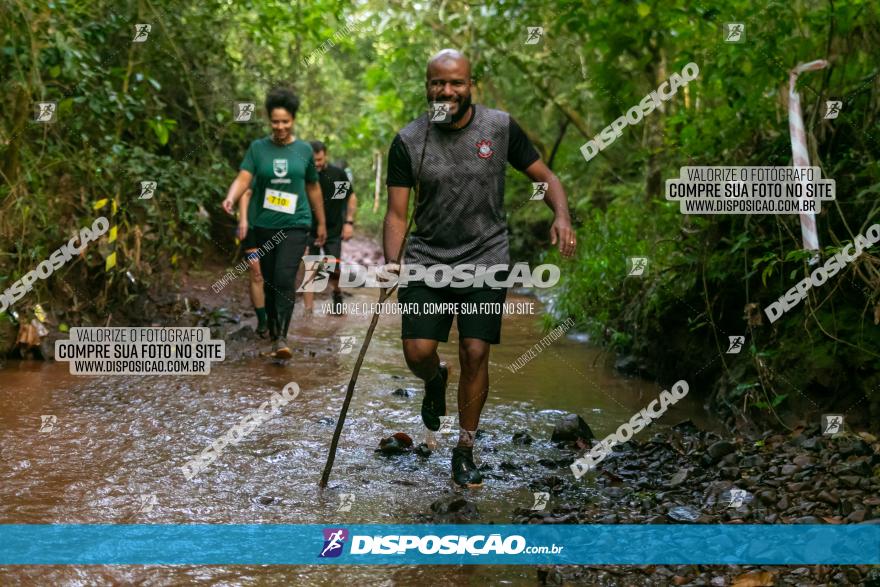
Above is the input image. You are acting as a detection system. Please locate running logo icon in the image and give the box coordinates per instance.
[822,414,844,435]
[727,488,749,508]
[525,26,543,44]
[136,494,157,513]
[723,23,745,43]
[133,24,151,42]
[234,102,255,122]
[35,102,57,123]
[824,101,842,119]
[628,257,648,276]
[337,493,355,512]
[332,181,350,199]
[338,336,356,354]
[319,528,348,558]
[530,182,548,200]
[726,336,745,354]
[430,102,451,123]
[139,181,157,200]
[476,139,494,159]
[39,415,57,433]
[438,415,456,433]
[273,159,288,177]
[531,492,549,511]
[298,255,338,292]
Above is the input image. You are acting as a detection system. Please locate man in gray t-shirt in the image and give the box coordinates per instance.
[384,49,577,488]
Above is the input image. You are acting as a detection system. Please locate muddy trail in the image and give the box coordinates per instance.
[1,236,878,586]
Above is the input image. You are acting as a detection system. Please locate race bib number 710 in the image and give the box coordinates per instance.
[263,188,298,215]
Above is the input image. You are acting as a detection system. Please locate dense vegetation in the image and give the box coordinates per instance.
[2,0,878,429]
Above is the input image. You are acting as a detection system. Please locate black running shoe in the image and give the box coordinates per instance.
[421,363,448,431]
[451,446,483,488]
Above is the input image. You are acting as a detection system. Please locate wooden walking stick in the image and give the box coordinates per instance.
[319,117,432,488]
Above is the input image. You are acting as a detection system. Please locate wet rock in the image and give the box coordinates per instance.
[720,453,738,467]
[614,355,650,376]
[817,490,840,505]
[704,440,735,464]
[512,431,534,445]
[257,495,275,505]
[837,437,871,456]
[414,443,432,458]
[840,459,872,476]
[792,454,815,467]
[550,413,594,442]
[792,515,822,524]
[429,495,479,522]
[531,475,566,494]
[740,454,765,468]
[840,475,861,488]
[318,417,335,426]
[780,464,800,475]
[847,509,868,523]
[500,461,520,472]
[228,325,256,340]
[720,467,739,480]
[602,487,628,498]
[392,388,416,397]
[667,468,689,488]
[757,490,777,505]
[672,419,700,434]
[667,505,701,523]
[376,432,413,455]
[800,436,822,450]
[536,566,563,585]
[538,458,558,469]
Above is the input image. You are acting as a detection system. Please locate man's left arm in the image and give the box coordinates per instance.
[342,191,357,240]
[522,161,575,258]
[508,116,576,258]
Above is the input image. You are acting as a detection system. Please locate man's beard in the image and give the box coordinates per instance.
[450,93,472,123]
[429,93,472,124]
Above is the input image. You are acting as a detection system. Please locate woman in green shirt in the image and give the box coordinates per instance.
[222,88,326,358]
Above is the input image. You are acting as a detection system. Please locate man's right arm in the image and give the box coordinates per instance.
[383,134,415,263]
[384,186,410,263]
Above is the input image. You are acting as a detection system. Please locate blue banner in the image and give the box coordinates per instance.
[1,524,877,565]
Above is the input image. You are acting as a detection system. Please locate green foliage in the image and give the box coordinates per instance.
[1,0,878,425]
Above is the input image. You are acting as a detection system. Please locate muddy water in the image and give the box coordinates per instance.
[0,288,712,585]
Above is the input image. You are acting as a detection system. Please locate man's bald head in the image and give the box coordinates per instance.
[426,49,471,80]
[424,49,474,126]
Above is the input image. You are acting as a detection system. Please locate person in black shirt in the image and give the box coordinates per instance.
[384,49,576,488]
[303,141,357,314]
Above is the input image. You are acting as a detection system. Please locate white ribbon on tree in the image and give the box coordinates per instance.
[788,59,828,257]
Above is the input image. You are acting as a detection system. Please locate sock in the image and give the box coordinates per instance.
[458,428,476,448]
[255,307,267,329]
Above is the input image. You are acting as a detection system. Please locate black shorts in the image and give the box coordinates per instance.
[241,228,260,252]
[398,282,508,344]
[318,234,342,263]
